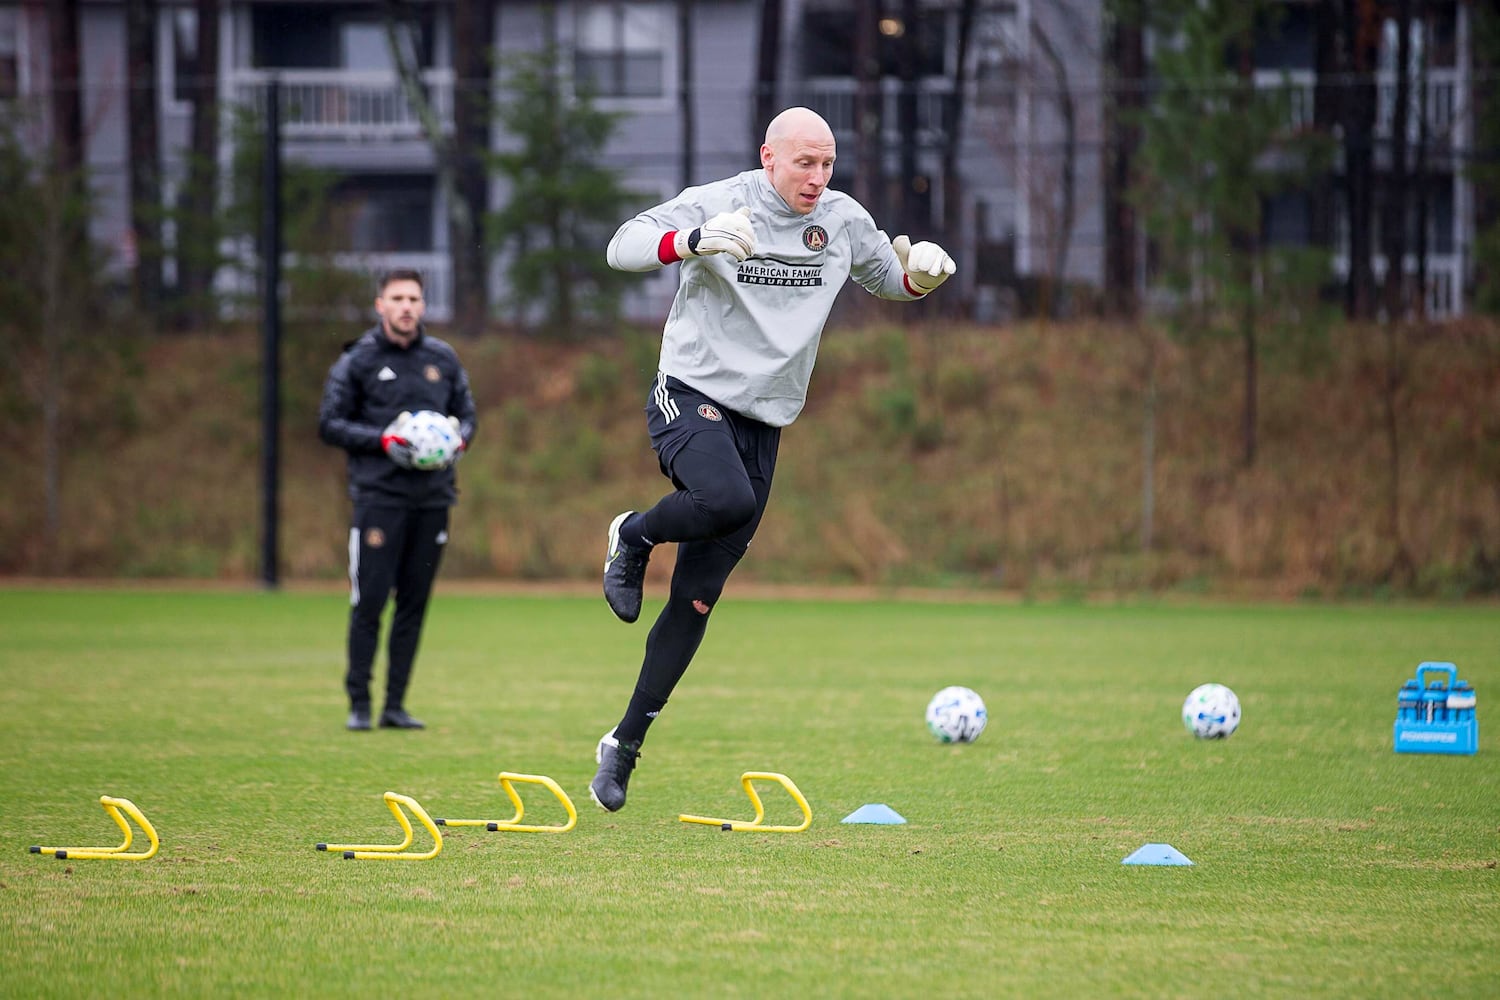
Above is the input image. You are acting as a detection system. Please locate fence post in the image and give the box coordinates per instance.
[261,77,282,589]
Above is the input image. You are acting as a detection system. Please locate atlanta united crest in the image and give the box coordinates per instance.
[697,403,723,422]
[802,225,828,251]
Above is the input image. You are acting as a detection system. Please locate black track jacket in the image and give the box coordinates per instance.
[318,325,478,509]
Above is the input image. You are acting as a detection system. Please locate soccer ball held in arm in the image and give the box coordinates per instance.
[401,410,462,471]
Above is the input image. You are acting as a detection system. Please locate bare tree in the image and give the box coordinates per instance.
[46,0,84,207]
[178,0,220,329]
[41,0,84,567]
[940,0,977,253]
[678,0,695,188]
[1476,2,1500,314]
[1381,0,1413,318]
[1342,0,1380,319]
[126,0,162,314]
[893,0,919,237]
[1413,0,1429,318]
[852,0,882,219]
[450,0,494,335]
[1231,19,1260,466]
[1311,0,1340,263]
[1030,18,1076,318]
[1377,0,1418,582]
[381,0,491,335]
[753,0,783,148]
[1104,0,1144,318]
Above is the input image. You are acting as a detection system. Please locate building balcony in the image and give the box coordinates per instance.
[1255,67,1464,148]
[1333,251,1463,319]
[335,251,452,323]
[230,69,454,142]
[218,249,453,324]
[799,79,956,147]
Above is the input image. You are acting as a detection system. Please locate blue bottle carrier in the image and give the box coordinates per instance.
[1393,661,1478,755]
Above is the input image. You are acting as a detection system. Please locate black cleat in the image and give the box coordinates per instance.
[603,511,652,623]
[379,708,425,730]
[347,708,372,731]
[589,728,641,812]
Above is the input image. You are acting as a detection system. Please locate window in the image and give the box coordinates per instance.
[329,175,434,253]
[171,9,198,104]
[341,21,422,72]
[253,6,336,69]
[1253,3,1315,72]
[0,8,19,100]
[573,2,668,98]
[252,5,431,70]
[1263,192,1310,247]
[971,8,1021,85]
[1428,1,1458,68]
[801,8,948,79]
[1430,181,1454,255]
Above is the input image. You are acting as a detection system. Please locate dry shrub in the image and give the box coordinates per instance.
[6,317,1498,596]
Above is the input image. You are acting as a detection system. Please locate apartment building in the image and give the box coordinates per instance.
[0,1,1479,322]
[1248,0,1475,318]
[2,0,1064,323]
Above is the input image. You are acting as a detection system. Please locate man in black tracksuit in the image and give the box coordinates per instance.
[318,269,478,732]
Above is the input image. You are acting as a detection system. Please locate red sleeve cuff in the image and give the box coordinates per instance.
[658,231,683,265]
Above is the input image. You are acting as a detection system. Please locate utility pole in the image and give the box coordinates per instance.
[260,80,282,589]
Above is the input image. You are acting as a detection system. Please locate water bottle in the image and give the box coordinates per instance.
[1398,680,1422,722]
[1425,679,1450,723]
[1447,681,1476,723]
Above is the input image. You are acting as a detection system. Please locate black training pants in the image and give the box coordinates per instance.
[345,504,449,712]
[629,379,780,716]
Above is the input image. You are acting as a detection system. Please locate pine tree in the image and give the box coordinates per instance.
[490,50,639,336]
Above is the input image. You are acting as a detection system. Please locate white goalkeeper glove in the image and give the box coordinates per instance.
[446,415,466,466]
[892,235,956,294]
[673,206,756,262]
[381,411,415,469]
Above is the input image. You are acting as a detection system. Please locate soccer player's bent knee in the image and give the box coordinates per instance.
[669,565,731,612]
[692,479,757,536]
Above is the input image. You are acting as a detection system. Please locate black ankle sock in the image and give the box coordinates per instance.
[620,512,651,549]
[615,687,667,746]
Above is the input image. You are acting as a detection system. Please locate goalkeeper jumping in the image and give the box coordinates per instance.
[590,106,957,811]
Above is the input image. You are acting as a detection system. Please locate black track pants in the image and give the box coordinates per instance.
[345,505,449,712]
[614,384,779,744]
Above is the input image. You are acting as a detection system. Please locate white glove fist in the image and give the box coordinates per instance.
[892,235,956,294]
[675,206,756,262]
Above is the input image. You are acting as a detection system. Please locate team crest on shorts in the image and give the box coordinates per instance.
[697,403,723,422]
[365,527,386,548]
[424,364,441,382]
[802,225,828,251]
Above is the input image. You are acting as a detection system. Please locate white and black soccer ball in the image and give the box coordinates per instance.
[926,686,988,744]
[1182,683,1241,739]
[402,410,461,471]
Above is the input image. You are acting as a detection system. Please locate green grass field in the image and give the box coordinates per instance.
[1,588,1495,997]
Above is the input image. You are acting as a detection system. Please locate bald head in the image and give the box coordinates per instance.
[760,107,837,215]
[765,107,835,149]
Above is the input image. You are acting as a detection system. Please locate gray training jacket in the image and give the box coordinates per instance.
[606,168,921,428]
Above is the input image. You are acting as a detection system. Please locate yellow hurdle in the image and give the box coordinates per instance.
[316,791,443,860]
[679,771,813,833]
[434,771,577,833]
[29,795,160,861]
